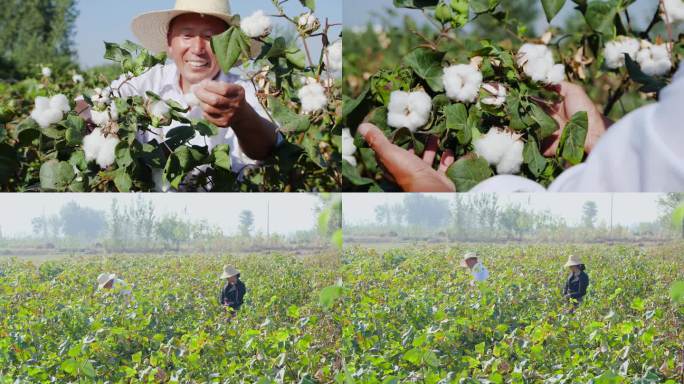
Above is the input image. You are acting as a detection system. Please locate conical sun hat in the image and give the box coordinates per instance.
[220,265,240,279]
[131,0,235,54]
[461,251,478,267]
[97,273,116,289]
[564,255,584,268]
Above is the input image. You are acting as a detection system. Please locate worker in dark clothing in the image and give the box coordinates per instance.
[219,265,246,315]
[562,255,589,310]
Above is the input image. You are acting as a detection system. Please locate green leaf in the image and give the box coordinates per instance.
[446,157,493,191]
[212,144,232,171]
[114,170,132,192]
[269,97,310,133]
[104,42,132,63]
[343,161,374,186]
[444,103,470,145]
[404,48,444,92]
[523,137,547,177]
[470,0,500,14]
[671,281,684,305]
[132,351,142,364]
[210,26,251,73]
[541,0,567,21]
[115,143,134,168]
[0,143,18,184]
[40,160,75,191]
[61,358,79,375]
[319,285,344,308]
[80,360,96,378]
[557,111,588,165]
[331,228,343,250]
[672,204,684,229]
[624,54,668,93]
[194,120,219,137]
[63,115,85,145]
[530,103,558,140]
[393,0,439,9]
[584,0,618,37]
[299,0,316,11]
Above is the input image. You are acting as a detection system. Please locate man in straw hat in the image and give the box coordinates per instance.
[219,265,246,314]
[562,255,589,308]
[96,273,132,297]
[461,251,489,286]
[87,0,279,180]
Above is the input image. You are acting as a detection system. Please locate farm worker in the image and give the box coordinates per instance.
[97,273,132,297]
[219,265,246,314]
[79,0,279,189]
[461,252,489,286]
[356,64,684,192]
[562,255,589,307]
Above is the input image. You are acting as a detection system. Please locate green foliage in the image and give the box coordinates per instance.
[338,243,684,382]
[0,252,339,382]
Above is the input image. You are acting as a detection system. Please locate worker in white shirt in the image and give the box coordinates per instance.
[97,273,132,299]
[461,252,489,286]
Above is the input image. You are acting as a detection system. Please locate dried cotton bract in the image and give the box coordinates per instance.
[387,90,432,132]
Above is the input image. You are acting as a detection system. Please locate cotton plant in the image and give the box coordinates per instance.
[342,0,683,191]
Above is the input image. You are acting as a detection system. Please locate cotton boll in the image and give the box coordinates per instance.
[298,12,319,32]
[150,101,171,119]
[49,94,70,113]
[83,128,105,162]
[604,37,640,69]
[443,64,483,103]
[481,83,507,107]
[91,88,111,105]
[663,0,684,23]
[473,128,516,165]
[516,43,563,84]
[298,81,328,114]
[41,67,52,77]
[91,109,115,127]
[72,74,84,83]
[34,96,50,111]
[387,90,432,132]
[496,140,524,174]
[545,64,565,85]
[240,10,272,38]
[636,41,673,76]
[96,135,120,169]
[31,108,62,129]
[326,40,343,72]
[341,128,357,166]
[184,84,202,109]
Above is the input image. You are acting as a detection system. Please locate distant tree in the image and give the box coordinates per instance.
[0,0,79,79]
[155,215,190,250]
[238,210,255,238]
[59,201,106,239]
[403,194,451,228]
[374,204,391,226]
[582,201,598,228]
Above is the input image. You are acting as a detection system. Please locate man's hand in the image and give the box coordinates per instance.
[358,123,456,192]
[193,79,277,160]
[541,81,611,157]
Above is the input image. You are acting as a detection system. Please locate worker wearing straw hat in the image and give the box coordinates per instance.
[79,0,280,185]
[562,255,589,307]
[96,273,132,298]
[461,251,489,286]
[219,265,246,313]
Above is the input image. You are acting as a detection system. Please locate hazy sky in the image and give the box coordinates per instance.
[74,0,342,68]
[0,193,325,237]
[343,0,657,32]
[343,193,666,227]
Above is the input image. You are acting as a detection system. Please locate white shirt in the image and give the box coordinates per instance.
[471,262,489,282]
[112,278,132,296]
[110,61,276,178]
[472,65,684,192]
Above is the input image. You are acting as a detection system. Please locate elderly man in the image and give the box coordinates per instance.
[461,251,489,286]
[97,273,132,297]
[83,0,278,184]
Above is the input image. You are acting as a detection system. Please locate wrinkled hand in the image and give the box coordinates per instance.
[357,123,456,192]
[193,79,249,127]
[541,81,611,157]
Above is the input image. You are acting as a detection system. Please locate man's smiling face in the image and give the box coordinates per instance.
[167,13,228,89]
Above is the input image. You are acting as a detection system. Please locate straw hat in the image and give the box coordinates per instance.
[220,265,240,279]
[97,273,116,289]
[461,251,478,267]
[564,255,584,268]
[131,0,235,54]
